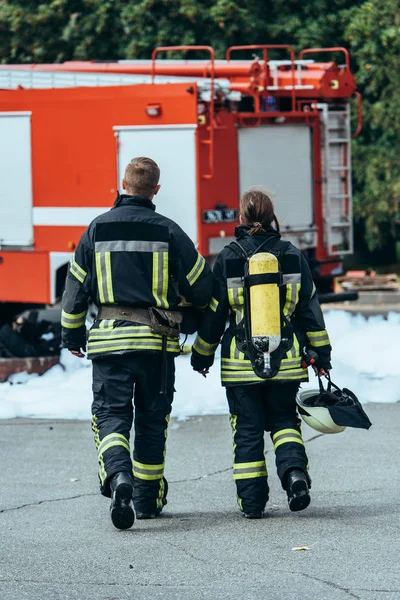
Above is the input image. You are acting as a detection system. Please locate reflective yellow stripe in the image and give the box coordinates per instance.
[234,460,266,469]
[105,251,114,304]
[209,297,219,313]
[187,254,206,286]
[91,416,107,484]
[233,460,268,481]
[95,252,105,303]
[61,309,86,329]
[133,460,164,481]
[98,433,130,456]
[192,335,219,356]
[221,367,308,384]
[272,429,304,451]
[234,471,268,480]
[70,257,87,284]
[307,330,330,347]
[272,428,301,441]
[274,436,305,450]
[283,282,300,317]
[99,440,131,455]
[152,252,161,306]
[87,339,180,355]
[161,251,169,308]
[89,325,154,338]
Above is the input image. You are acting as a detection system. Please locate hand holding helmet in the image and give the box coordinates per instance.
[296,374,372,434]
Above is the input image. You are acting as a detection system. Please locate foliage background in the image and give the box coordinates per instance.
[0,0,398,259]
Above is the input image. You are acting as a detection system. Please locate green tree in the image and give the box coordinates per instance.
[0,0,398,250]
[346,0,400,250]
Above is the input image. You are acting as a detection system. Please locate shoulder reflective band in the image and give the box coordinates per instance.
[244,273,282,287]
[61,309,86,329]
[306,330,330,347]
[187,254,206,286]
[70,257,87,284]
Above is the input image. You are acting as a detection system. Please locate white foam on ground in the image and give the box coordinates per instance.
[0,310,399,420]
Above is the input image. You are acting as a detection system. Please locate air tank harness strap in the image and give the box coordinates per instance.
[244,273,283,287]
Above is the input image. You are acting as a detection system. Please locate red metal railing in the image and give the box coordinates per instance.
[299,47,350,71]
[226,45,297,112]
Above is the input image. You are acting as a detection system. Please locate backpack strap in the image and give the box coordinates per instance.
[228,236,289,262]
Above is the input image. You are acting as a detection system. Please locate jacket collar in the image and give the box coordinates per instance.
[234,224,280,240]
[113,193,156,211]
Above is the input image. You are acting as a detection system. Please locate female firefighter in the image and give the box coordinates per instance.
[191,188,332,518]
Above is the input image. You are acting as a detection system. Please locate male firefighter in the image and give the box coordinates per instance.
[61,157,213,529]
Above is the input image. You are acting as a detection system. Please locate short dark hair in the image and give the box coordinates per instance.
[124,157,160,197]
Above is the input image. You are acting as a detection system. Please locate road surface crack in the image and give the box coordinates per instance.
[299,573,361,599]
[171,433,323,483]
[0,492,97,514]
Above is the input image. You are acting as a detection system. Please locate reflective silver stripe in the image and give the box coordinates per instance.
[233,465,267,475]
[307,332,330,344]
[70,263,86,284]
[282,273,301,284]
[95,240,169,253]
[284,283,299,317]
[193,336,218,356]
[227,277,243,289]
[273,431,302,445]
[89,326,154,337]
[209,297,219,312]
[187,254,206,286]
[133,466,164,476]
[95,252,109,303]
[280,358,302,369]
[97,433,130,456]
[222,358,252,369]
[61,310,86,326]
[88,339,180,353]
[158,250,169,308]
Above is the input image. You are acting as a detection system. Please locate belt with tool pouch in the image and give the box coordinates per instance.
[97,305,182,338]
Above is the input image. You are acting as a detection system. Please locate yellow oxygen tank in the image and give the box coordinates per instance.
[248,252,281,373]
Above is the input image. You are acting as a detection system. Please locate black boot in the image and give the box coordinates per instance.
[286,469,311,512]
[135,477,168,520]
[110,472,135,530]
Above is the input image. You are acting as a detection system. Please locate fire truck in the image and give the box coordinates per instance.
[0,44,361,317]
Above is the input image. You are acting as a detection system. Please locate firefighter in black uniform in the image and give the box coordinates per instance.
[61,157,213,529]
[191,188,332,518]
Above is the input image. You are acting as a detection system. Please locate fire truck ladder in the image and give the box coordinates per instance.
[319,103,353,256]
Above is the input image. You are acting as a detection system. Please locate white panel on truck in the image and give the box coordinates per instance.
[0,112,33,246]
[115,125,198,244]
[238,125,313,230]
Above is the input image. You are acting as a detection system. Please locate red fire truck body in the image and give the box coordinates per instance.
[0,45,360,309]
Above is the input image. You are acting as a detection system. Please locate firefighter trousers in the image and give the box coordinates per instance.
[226,381,309,515]
[91,352,175,514]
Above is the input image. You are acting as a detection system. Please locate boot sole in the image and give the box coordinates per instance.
[111,483,135,530]
[288,480,311,512]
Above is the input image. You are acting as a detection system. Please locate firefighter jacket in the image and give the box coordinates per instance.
[61,194,214,359]
[191,226,332,385]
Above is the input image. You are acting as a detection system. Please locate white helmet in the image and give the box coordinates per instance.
[296,376,372,434]
[296,389,346,434]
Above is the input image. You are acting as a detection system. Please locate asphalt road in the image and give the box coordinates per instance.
[1,403,399,600]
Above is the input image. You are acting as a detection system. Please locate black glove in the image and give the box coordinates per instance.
[191,349,214,372]
[314,357,332,372]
